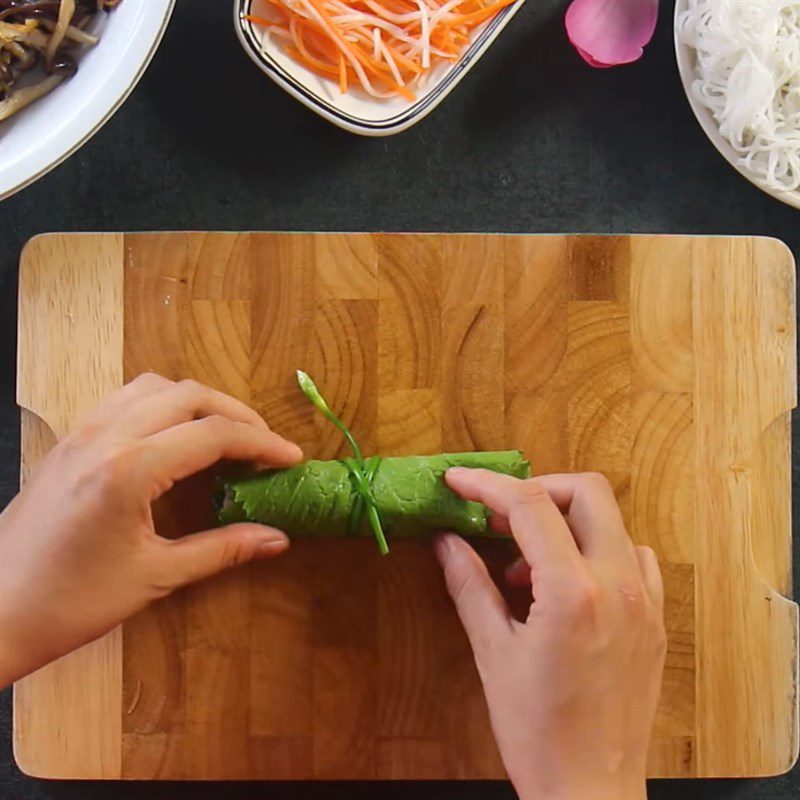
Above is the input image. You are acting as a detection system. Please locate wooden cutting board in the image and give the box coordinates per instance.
[14,233,798,780]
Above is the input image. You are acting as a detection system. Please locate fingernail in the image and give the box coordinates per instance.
[445,467,467,486]
[286,442,303,461]
[255,534,289,559]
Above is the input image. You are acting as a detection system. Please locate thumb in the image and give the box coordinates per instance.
[164,524,289,589]
[434,534,513,659]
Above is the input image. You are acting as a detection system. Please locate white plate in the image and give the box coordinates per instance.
[235,0,525,136]
[674,0,800,211]
[0,0,175,202]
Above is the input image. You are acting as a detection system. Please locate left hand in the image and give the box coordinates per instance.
[0,373,303,687]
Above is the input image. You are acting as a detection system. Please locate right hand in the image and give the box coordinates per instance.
[435,470,666,800]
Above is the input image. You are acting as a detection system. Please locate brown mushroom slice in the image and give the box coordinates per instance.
[14,45,39,71]
[38,19,98,46]
[44,0,75,67]
[0,71,62,121]
[0,2,64,24]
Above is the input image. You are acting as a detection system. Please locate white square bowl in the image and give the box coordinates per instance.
[234,0,525,136]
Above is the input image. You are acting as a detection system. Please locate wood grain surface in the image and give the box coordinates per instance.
[16,233,124,778]
[14,233,798,780]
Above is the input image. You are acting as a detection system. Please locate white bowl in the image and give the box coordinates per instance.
[0,0,175,202]
[235,0,525,136]
[674,0,800,211]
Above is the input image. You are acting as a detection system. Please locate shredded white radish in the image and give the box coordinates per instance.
[379,35,405,83]
[430,0,466,27]
[330,12,455,56]
[416,0,431,68]
[362,0,425,24]
[677,0,800,194]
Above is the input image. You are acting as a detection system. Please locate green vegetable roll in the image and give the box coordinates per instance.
[218,451,530,539]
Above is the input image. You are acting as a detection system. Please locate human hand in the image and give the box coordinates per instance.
[436,471,666,800]
[0,374,302,687]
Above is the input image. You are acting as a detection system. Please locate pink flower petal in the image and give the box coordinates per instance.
[565,0,658,68]
[574,45,614,69]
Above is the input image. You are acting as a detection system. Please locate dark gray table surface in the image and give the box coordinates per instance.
[0,1,798,798]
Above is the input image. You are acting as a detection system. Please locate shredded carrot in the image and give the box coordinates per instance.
[244,0,518,100]
[243,13,274,26]
[444,0,516,27]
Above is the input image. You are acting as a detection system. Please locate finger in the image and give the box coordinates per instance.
[489,513,511,535]
[504,556,532,587]
[635,545,664,611]
[163,524,289,589]
[117,379,274,439]
[141,416,303,495]
[121,371,173,393]
[446,468,525,518]
[531,473,632,560]
[435,534,514,656]
[446,469,581,573]
[109,373,173,406]
[76,373,173,430]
